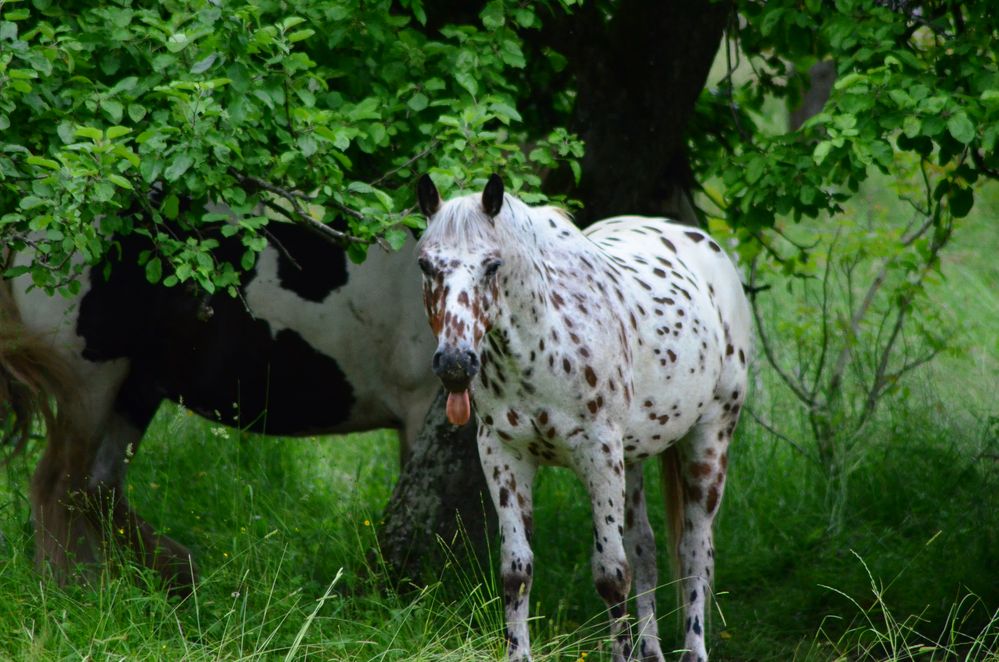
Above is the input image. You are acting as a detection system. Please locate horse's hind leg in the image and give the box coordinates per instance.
[32,366,197,593]
[674,415,738,662]
[31,427,101,582]
[87,409,198,594]
[30,360,128,584]
[624,462,665,662]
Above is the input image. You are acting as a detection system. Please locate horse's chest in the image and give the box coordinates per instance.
[472,340,632,464]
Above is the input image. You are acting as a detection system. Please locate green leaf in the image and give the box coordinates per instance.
[348,181,376,194]
[109,76,139,95]
[75,126,104,141]
[106,125,131,140]
[127,103,147,122]
[103,99,124,123]
[813,140,833,165]
[26,155,60,170]
[145,257,162,284]
[164,154,194,181]
[949,186,974,218]
[288,29,315,43]
[19,196,47,211]
[190,53,218,74]
[454,71,478,97]
[347,242,368,264]
[946,113,976,144]
[408,93,429,112]
[162,194,180,220]
[107,174,133,190]
[480,1,505,29]
[166,32,190,53]
[0,21,18,41]
[298,134,318,157]
[383,228,407,251]
[489,101,522,123]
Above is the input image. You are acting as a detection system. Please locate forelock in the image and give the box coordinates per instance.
[418,193,500,253]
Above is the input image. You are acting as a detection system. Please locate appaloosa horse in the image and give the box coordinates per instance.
[415,175,751,662]
[0,207,437,592]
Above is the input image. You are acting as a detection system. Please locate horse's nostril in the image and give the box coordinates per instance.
[432,350,444,373]
[465,350,480,371]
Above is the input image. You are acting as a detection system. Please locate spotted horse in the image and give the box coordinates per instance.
[415,175,751,661]
[0,205,437,593]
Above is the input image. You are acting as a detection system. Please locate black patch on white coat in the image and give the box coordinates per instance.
[77,218,357,435]
[274,224,350,302]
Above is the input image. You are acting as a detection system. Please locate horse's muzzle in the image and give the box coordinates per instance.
[432,347,479,393]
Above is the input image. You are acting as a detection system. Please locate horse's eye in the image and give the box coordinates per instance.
[418,257,435,276]
[484,259,503,277]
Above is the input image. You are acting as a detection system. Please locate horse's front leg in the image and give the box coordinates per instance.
[574,432,633,662]
[478,425,538,661]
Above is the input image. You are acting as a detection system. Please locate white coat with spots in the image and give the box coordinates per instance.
[416,176,751,662]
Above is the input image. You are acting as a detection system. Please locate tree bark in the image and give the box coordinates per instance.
[379,390,494,584]
[789,60,836,131]
[541,0,731,226]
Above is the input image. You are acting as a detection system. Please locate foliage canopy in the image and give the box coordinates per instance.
[1,0,995,301]
[697,0,997,233]
[0,0,580,295]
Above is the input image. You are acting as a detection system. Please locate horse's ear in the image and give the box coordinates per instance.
[417,174,441,217]
[482,174,504,217]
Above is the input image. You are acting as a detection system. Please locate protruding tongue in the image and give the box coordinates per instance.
[446,389,471,426]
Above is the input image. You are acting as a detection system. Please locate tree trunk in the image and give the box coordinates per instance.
[543,0,731,226]
[789,60,836,131]
[379,390,494,584]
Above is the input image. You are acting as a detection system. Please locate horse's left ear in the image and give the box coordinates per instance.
[417,174,441,217]
[482,174,504,217]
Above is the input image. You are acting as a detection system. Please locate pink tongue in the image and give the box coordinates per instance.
[446,390,471,426]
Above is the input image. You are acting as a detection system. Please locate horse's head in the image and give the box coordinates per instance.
[416,174,507,426]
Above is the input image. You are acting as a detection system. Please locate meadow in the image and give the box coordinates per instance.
[0,185,996,661]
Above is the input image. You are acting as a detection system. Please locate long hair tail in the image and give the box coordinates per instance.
[659,444,684,589]
[0,278,77,456]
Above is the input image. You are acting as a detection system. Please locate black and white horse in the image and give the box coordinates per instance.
[1,209,437,591]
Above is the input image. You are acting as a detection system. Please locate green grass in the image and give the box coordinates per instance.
[1,195,998,659]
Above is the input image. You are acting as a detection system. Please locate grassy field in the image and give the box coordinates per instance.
[0,191,997,660]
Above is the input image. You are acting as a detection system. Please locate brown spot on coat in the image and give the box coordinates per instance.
[706,485,720,513]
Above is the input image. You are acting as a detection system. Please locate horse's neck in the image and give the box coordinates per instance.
[493,212,603,354]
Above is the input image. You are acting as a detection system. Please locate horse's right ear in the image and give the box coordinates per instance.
[417,174,441,217]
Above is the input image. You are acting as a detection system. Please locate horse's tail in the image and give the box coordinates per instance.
[0,276,77,457]
[659,444,684,588]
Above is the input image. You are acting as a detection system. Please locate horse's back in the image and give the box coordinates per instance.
[585,216,750,351]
